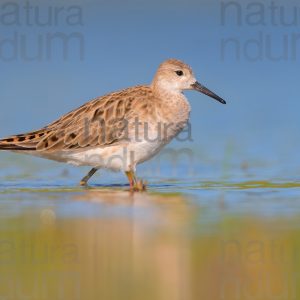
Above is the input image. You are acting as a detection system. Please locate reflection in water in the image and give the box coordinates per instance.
[71,190,195,300]
[0,188,299,300]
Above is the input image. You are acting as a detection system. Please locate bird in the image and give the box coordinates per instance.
[0,59,226,191]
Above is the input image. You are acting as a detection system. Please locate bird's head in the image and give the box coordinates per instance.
[152,59,226,104]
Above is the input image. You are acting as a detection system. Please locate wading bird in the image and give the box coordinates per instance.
[0,59,226,191]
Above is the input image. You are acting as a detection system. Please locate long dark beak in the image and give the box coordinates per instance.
[191,81,226,104]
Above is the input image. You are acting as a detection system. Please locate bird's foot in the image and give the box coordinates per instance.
[79,180,88,187]
[125,171,147,192]
[132,179,147,192]
[79,168,98,187]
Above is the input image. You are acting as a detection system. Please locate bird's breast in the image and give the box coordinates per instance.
[157,94,191,139]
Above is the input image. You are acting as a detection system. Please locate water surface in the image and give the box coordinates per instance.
[0,152,299,300]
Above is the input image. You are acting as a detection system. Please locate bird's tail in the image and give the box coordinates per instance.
[0,130,47,151]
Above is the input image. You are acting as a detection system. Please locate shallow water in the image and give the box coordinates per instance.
[0,152,300,300]
[1,0,300,298]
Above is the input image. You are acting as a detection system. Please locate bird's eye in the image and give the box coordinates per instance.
[175,70,183,76]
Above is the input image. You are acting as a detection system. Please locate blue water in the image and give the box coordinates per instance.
[0,1,300,299]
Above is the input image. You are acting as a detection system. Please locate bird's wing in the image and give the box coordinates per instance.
[0,86,154,152]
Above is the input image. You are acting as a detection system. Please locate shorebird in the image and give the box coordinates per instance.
[0,59,226,191]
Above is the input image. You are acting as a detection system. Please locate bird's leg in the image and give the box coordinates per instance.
[80,168,98,186]
[125,171,136,190]
[125,171,147,192]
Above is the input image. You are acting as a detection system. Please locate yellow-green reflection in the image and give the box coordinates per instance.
[0,189,299,300]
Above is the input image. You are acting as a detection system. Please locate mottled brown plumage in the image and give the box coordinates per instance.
[0,86,156,152]
[0,59,226,190]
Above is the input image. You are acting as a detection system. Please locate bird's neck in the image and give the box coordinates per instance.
[151,81,183,100]
[150,84,191,123]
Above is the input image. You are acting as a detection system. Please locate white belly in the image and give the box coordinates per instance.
[56,138,165,172]
[23,116,189,172]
